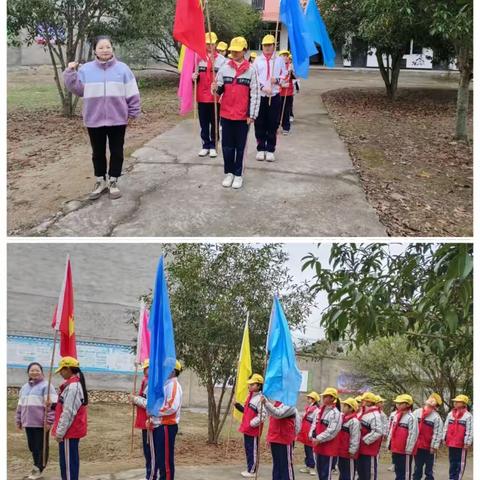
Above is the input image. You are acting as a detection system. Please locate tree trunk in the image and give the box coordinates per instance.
[455,47,472,141]
[206,381,217,443]
[376,50,403,100]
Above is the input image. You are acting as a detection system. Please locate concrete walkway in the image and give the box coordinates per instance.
[36,70,386,237]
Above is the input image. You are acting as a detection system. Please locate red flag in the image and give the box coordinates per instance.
[173,0,207,60]
[51,256,77,358]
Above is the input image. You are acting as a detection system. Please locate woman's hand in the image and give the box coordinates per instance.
[247,118,254,125]
[210,82,218,95]
[192,72,199,81]
[68,61,79,70]
[16,424,22,432]
[44,423,52,432]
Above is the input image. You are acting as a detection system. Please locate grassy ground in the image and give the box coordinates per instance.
[7,66,180,234]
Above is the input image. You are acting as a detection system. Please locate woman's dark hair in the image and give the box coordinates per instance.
[174,368,182,377]
[93,35,113,51]
[70,367,89,406]
[27,362,43,374]
[335,398,341,410]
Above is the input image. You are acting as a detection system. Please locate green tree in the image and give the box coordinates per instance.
[349,336,472,413]
[302,243,473,364]
[138,244,314,444]
[427,0,473,140]
[7,0,126,116]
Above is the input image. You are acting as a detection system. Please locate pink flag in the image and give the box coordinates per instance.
[177,47,197,115]
[136,302,151,364]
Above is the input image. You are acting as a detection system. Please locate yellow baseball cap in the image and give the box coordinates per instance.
[355,395,363,403]
[142,358,150,369]
[394,394,414,406]
[250,52,257,59]
[279,50,290,56]
[361,392,378,404]
[262,34,276,45]
[217,41,228,51]
[55,356,79,373]
[341,397,359,411]
[376,395,385,404]
[452,394,469,404]
[175,360,183,371]
[427,393,442,406]
[306,391,320,403]
[228,37,248,52]
[320,387,338,399]
[247,373,264,385]
[205,32,218,44]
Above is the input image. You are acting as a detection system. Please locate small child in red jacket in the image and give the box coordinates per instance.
[297,391,320,475]
[338,398,361,480]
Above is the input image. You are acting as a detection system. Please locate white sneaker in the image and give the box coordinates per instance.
[232,176,243,189]
[388,465,395,471]
[209,149,218,158]
[265,151,275,162]
[88,177,107,200]
[299,467,310,473]
[27,467,43,480]
[222,173,234,187]
[309,468,317,476]
[290,116,294,122]
[198,148,209,157]
[331,468,338,475]
[240,472,256,478]
[282,130,290,135]
[256,151,265,161]
[108,177,122,199]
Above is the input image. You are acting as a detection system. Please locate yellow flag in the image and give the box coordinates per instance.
[178,44,186,72]
[233,318,252,422]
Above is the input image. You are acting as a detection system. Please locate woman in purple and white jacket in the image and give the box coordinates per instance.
[16,362,58,480]
[63,35,141,200]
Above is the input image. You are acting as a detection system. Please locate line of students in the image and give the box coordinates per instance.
[194,33,297,189]
[234,375,473,480]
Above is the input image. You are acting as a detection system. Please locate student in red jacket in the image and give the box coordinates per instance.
[51,357,88,480]
[262,395,299,480]
[443,394,473,480]
[234,374,266,478]
[338,398,360,480]
[356,392,384,480]
[387,394,419,480]
[279,50,295,135]
[297,391,320,475]
[212,36,260,189]
[309,387,342,480]
[412,393,443,480]
[130,359,156,480]
[192,32,226,158]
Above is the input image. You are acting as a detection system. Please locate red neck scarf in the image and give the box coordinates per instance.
[206,52,217,85]
[228,59,250,78]
[452,407,466,422]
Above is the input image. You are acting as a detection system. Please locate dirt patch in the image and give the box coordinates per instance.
[7,68,181,235]
[322,87,473,236]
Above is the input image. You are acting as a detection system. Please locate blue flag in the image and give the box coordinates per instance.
[263,296,302,406]
[147,256,177,416]
[305,0,336,68]
[280,0,317,78]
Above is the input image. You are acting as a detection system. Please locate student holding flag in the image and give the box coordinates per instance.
[212,37,260,189]
[412,393,443,480]
[279,50,295,135]
[308,387,342,480]
[192,32,226,158]
[51,357,89,480]
[234,374,266,478]
[443,394,472,480]
[262,296,303,480]
[297,391,320,475]
[130,359,156,480]
[253,34,286,162]
[146,256,182,480]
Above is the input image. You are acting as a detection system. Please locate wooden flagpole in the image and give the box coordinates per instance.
[42,329,58,469]
[130,362,139,455]
[224,311,250,459]
[204,0,219,152]
[268,16,281,107]
[280,93,288,130]
[254,300,276,480]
